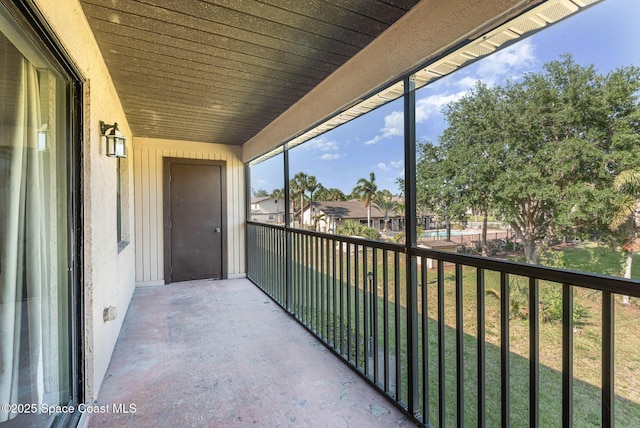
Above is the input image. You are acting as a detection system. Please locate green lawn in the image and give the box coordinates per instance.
[555,241,640,279]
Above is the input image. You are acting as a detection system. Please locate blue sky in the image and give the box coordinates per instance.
[251,0,640,196]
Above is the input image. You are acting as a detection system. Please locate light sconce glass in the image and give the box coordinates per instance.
[100,121,126,158]
[37,131,48,152]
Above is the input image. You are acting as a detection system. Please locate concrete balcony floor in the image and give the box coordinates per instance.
[87,278,414,427]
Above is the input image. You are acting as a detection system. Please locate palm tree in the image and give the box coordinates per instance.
[307,176,321,212]
[609,169,640,304]
[336,219,363,236]
[315,187,346,201]
[353,172,377,227]
[312,212,327,232]
[373,194,398,232]
[291,173,322,227]
[271,188,285,223]
[290,173,307,226]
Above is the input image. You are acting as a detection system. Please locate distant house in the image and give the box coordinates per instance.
[302,200,404,233]
[250,196,285,224]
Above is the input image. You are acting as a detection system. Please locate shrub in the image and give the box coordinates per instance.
[336,220,380,240]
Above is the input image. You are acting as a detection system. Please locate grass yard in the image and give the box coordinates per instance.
[557,241,640,278]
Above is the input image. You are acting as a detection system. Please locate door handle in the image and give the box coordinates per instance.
[214,227,221,233]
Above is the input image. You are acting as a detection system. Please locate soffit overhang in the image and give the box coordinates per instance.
[79,0,422,146]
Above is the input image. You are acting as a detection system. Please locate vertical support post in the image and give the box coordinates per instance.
[562,283,573,428]
[404,75,419,416]
[529,277,540,428]
[455,263,464,428]
[421,258,430,424]
[284,150,292,311]
[244,164,251,277]
[477,268,486,428]
[437,260,446,427]
[383,249,390,392]
[372,250,379,385]
[602,291,614,428]
[501,272,510,427]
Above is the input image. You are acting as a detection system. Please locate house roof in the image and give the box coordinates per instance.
[251,196,272,204]
[312,200,387,220]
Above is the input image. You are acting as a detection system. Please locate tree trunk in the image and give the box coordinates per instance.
[622,249,633,305]
[481,209,488,257]
[523,236,539,264]
[300,194,304,226]
[367,205,371,228]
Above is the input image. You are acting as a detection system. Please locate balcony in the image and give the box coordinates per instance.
[246,222,640,427]
[86,278,413,427]
[81,221,640,427]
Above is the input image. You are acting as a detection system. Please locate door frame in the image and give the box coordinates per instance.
[163,157,227,283]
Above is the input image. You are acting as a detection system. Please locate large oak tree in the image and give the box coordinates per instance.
[417,55,640,263]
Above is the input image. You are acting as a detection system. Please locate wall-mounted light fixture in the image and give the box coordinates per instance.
[100,121,126,158]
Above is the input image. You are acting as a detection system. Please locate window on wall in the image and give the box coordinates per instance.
[0,3,80,426]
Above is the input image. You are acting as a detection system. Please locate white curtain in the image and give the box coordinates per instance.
[0,50,53,422]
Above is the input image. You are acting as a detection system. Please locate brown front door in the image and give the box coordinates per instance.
[164,158,226,282]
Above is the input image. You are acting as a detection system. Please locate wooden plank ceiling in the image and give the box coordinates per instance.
[79,0,421,145]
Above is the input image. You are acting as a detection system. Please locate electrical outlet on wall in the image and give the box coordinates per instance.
[103,306,117,322]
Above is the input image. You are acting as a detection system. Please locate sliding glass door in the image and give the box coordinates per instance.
[0,2,80,426]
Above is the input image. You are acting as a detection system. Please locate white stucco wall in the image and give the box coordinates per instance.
[133,138,246,285]
[33,0,136,401]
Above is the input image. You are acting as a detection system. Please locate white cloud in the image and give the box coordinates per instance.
[376,162,389,171]
[411,40,538,123]
[365,111,403,145]
[321,153,341,160]
[476,39,537,83]
[415,91,467,123]
[382,111,404,137]
[304,136,339,152]
[457,76,479,90]
[364,135,383,145]
[366,40,538,145]
[390,160,403,169]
